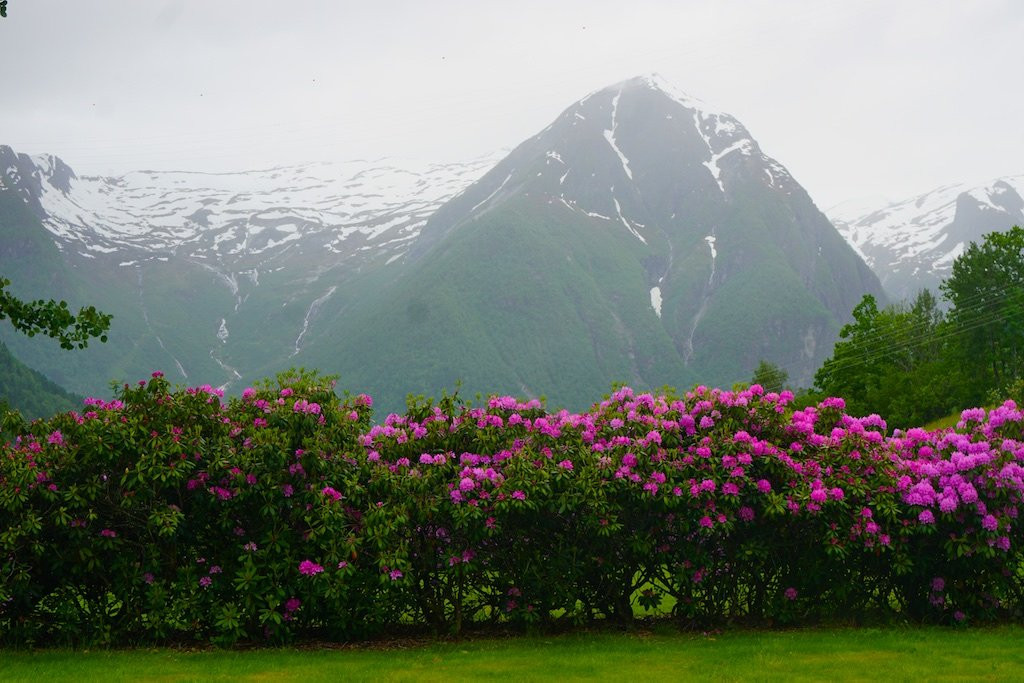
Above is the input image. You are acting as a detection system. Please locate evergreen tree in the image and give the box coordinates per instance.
[751,360,788,393]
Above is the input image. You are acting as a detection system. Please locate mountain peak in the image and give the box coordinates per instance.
[594,73,720,117]
[410,75,884,392]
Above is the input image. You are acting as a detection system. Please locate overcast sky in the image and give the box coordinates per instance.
[2,0,1021,208]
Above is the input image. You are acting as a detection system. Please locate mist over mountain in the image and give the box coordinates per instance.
[1,76,886,413]
[830,176,1024,301]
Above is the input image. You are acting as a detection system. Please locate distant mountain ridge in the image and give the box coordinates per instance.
[829,175,1024,301]
[0,144,504,265]
[1,75,885,412]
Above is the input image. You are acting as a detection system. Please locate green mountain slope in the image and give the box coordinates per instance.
[0,340,81,419]
[301,194,695,412]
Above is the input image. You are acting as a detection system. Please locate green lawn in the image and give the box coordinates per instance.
[2,626,1022,681]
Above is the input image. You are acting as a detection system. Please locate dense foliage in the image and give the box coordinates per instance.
[815,225,1024,427]
[2,371,1022,646]
[942,226,1024,393]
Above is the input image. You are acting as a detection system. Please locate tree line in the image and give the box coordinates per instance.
[795,225,1024,428]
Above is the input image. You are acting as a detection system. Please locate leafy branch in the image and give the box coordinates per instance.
[0,277,111,349]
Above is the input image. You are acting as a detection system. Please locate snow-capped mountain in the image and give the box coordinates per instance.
[418,74,805,256]
[1,144,503,266]
[829,176,1024,301]
[0,75,885,411]
[303,74,884,407]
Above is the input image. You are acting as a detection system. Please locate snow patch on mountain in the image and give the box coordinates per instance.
[470,171,513,213]
[650,286,663,318]
[704,234,718,262]
[613,195,646,244]
[603,90,634,181]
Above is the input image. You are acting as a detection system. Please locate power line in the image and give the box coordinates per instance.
[820,306,1022,376]
[827,283,1020,357]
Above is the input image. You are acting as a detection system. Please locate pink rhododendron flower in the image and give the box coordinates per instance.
[299,560,324,576]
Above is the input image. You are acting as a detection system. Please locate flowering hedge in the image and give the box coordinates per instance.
[1,371,1022,645]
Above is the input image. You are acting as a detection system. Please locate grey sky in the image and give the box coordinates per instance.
[1,0,1021,208]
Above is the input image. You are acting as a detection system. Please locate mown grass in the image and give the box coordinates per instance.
[2,626,1023,681]
[923,411,965,431]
